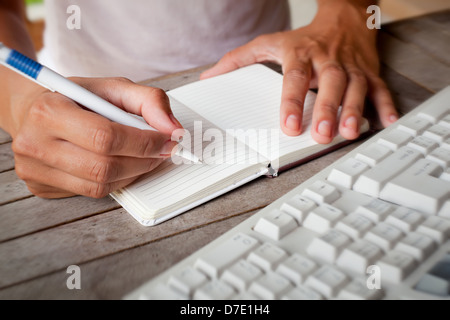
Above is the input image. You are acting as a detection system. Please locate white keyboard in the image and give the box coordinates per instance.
[125,86,450,300]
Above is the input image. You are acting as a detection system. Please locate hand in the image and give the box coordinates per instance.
[201,0,398,144]
[11,77,182,198]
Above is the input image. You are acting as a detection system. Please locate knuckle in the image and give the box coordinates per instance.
[27,97,53,123]
[89,158,118,184]
[283,96,304,109]
[319,101,339,115]
[86,182,111,199]
[322,63,347,81]
[91,125,116,155]
[348,69,367,86]
[285,68,309,82]
[11,134,30,156]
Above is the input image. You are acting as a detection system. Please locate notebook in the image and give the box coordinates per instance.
[110,64,370,226]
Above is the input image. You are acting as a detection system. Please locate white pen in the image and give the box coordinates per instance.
[0,43,201,163]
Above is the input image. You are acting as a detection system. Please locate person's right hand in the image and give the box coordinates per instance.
[10,77,182,199]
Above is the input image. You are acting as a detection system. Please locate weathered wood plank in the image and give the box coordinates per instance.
[0,128,11,145]
[377,31,450,93]
[0,143,14,173]
[383,12,450,66]
[380,65,434,115]
[0,170,32,205]
[0,210,255,299]
[0,195,119,243]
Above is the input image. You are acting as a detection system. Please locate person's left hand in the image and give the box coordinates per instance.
[200,0,398,144]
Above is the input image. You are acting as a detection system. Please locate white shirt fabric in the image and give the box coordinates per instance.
[41,0,291,81]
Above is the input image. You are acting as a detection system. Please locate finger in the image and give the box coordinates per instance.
[73,77,183,134]
[312,61,348,144]
[367,75,399,127]
[29,139,166,184]
[35,94,178,158]
[16,156,140,199]
[338,66,368,140]
[280,54,312,136]
[200,35,278,79]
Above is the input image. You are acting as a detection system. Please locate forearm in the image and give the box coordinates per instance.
[0,2,41,136]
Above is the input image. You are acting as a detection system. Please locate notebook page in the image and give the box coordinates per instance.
[112,97,268,218]
[167,64,319,164]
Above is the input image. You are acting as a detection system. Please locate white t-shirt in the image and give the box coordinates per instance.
[41,0,290,81]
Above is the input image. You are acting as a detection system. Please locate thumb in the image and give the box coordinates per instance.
[200,40,263,80]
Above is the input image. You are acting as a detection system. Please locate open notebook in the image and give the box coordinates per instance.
[111,64,369,226]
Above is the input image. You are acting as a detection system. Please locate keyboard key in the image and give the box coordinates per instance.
[385,207,424,233]
[377,251,416,283]
[426,147,450,168]
[397,116,431,136]
[140,283,187,300]
[439,201,450,219]
[335,213,374,239]
[249,271,293,299]
[337,278,384,300]
[380,159,449,215]
[377,129,413,151]
[254,209,298,240]
[168,266,209,296]
[282,286,323,300]
[303,204,344,234]
[417,105,448,123]
[336,239,383,274]
[280,195,316,223]
[305,266,349,298]
[355,143,392,167]
[221,260,263,291]
[407,135,439,155]
[415,273,450,297]
[354,146,423,197]
[364,222,404,251]
[194,279,236,299]
[353,199,394,223]
[394,232,436,261]
[306,229,351,263]
[327,158,370,189]
[416,216,450,243]
[194,233,259,278]
[247,243,288,272]
[423,124,450,143]
[440,114,450,129]
[301,180,340,205]
[276,254,318,285]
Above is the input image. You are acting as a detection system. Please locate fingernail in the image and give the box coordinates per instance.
[344,116,358,132]
[286,114,301,132]
[169,113,183,128]
[160,140,178,158]
[389,114,398,123]
[317,120,332,138]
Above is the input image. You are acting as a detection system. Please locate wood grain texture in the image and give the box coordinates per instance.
[0,10,448,299]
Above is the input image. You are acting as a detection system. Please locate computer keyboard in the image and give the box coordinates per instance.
[125,86,450,300]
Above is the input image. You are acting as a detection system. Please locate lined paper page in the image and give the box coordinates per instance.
[114,97,268,217]
[168,64,319,162]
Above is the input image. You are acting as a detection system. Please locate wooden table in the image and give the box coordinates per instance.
[1,10,449,300]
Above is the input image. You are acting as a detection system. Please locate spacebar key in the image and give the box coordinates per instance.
[194,233,259,278]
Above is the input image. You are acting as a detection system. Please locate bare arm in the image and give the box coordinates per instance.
[0,1,182,199]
